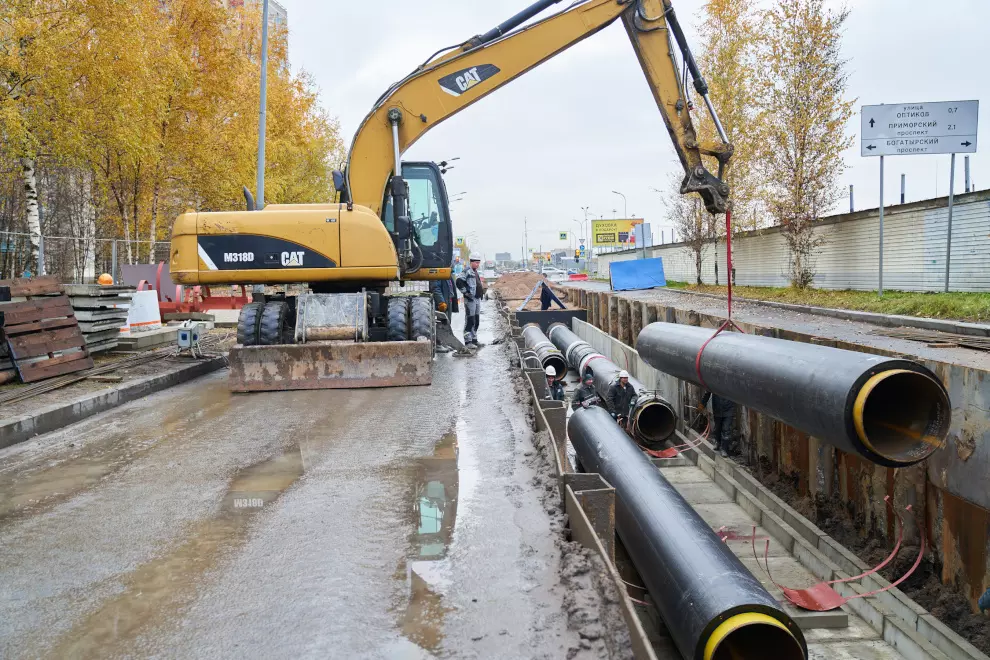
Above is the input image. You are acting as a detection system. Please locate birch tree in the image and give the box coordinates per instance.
[755,0,854,287]
[662,174,718,285]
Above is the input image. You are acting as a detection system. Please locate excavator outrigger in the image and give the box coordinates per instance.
[168,0,732,392]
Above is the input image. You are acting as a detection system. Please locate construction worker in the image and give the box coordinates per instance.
[699,391,736,458]
[540,273,566,311]
[545,366,565,401]
[455,253,485,348]
[606,370,637,428]
[571,371,599,410]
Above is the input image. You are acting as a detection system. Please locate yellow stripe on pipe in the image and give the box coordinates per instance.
[853,369,911,456]
[703,612,793,660]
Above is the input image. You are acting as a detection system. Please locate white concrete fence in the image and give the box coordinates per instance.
[596,190,990,292]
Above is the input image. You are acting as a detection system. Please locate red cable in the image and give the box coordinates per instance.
[694,207,744,389]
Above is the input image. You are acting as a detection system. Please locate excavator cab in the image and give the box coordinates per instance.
[381,161,454,273]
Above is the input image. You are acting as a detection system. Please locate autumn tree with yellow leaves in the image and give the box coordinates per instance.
[0,0,344,280]
[755,0,855,288]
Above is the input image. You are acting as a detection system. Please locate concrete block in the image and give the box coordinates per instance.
[818,536,870,576]
[917,613,989,660]
[952,321,990,337]
[733,485,765,524]
[834,580,886,634]
[859,574,925,631]
[696,453,716,478]
[669,481,733,505]
[883,612,952,660]
[785,605,849,630]
[756,487,788,521]
[650,455,693,468]
[755,508,796,554]
[656,466,710,484]
[778,501,827,547]
[791,533,841,582]
[712,467,738,500]
[803,610,882,643]
[727,464,764,498]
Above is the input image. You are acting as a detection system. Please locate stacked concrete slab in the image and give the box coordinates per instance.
[65,284,134,353]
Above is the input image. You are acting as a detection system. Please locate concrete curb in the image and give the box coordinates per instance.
[0,357,227,450]
[680,440,989,660]
[661,288,990,337]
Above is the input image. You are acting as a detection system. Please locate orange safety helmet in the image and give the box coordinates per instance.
[97,273,114,285]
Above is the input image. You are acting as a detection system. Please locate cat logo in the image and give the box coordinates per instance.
[438,64,500,97]
[281,251,305,267]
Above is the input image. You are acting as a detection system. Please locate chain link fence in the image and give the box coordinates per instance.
[0,231,171,283]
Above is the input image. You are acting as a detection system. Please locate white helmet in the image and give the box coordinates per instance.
[618,370,630,379]
[469,252,482,262]
[545,365,557,376]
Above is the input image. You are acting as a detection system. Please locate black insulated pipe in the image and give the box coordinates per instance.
[568,406,808,660]
[548,323,676,445]
[475,0,566,46]
[636,323,952,467]
[521,324,567,378]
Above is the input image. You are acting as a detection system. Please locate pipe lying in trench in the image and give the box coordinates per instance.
[548,322,677,445]
[569,406,808,660]
[520,324,568,378]
[636,322,951,467]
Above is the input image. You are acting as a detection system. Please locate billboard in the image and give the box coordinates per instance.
[494,252,512,262]
[592,219,644,247]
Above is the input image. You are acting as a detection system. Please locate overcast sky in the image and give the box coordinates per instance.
[278,0,987,259]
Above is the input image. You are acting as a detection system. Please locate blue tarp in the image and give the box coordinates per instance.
[610,257,667,291]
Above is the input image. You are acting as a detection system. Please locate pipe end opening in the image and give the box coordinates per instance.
[546,355,568,379]
[705,613,804,660]
[855,369,951,464]
[633,400,677,445]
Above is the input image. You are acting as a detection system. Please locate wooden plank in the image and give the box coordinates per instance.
[0,275,63,297]
[0,296,74,326]
[8,326,86,359]
[16,352,94,383]
[1,316,78,336]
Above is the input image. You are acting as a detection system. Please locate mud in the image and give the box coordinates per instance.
[750,458,990,655]
[492,272,572,311]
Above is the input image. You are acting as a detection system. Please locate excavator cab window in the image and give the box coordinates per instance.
[382,161,454,271]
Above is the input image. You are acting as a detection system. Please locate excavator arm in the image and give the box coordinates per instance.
[345,0,733,224]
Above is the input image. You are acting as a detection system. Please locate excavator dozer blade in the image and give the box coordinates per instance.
[228,341,433,392]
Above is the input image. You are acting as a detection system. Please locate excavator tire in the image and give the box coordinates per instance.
[408,297,433,341]
[237,302,265,346]
[386,297,410,342]
[259,301,290,346]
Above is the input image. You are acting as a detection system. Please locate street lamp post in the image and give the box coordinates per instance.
[611,190,627,218]
[256,0,270,210]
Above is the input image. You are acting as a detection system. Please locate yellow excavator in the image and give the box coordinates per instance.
[169,0,732,392]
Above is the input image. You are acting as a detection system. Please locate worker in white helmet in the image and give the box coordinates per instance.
[455,253,486,348]
[545,365,565,401]
[606,369,637,429]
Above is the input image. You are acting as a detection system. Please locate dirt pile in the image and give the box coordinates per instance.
[492,272,571,311]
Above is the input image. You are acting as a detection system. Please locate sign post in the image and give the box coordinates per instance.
[861,100,979,295]
[945,153,956,292]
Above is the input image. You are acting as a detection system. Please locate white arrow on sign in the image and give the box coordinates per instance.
[861,100,978,157]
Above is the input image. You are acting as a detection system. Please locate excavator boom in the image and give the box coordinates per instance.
[345,0,732,218]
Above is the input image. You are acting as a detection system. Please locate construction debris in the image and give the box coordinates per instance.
[65,284,134,353]
[0,276,94,384]
[874,326,990,352]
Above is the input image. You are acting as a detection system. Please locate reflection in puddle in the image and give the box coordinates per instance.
[399,430,459,653]
[50,445,304,658]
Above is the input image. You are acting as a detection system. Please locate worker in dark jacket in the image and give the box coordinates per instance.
[700,391,736,458]
[979,586,990,615]
[606,370,637,427]
[571,371,600,410]
[455,254,485,347]
[539,274,566,311]
[545,366,565,401]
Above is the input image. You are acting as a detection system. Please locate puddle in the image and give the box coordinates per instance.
[48,445,304,658]
[397,430,459,653]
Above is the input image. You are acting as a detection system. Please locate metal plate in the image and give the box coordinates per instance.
[228,340,432,392]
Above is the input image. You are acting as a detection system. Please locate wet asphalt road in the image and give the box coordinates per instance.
[0,302,578,659]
